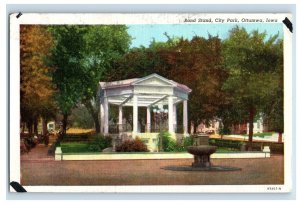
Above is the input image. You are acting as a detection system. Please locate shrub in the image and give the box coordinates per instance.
[158,131,182,152]
[183,136,193,148]
[88,135,112,152]
[209,138,242,150]
[116,138,149,152]
[164,139,178,152]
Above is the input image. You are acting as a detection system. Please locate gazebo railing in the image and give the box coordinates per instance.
[108,124,119,134]
[150,123,168,132]
[108,123,184,134]
[108,124,132,134]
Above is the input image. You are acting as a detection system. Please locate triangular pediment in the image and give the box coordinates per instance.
[133,74,175,86]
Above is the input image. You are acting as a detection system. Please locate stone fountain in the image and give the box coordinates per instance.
[162,133,241,171]
[187,134,217,168]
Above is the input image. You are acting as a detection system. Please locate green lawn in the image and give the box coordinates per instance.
[61,142,91,153]
[61,142,239,154]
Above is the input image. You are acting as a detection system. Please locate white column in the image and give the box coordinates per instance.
[100,91,107,134]
[168,96,174,133]
[100,102,105,133]
[133,95,138,133]
[119,105,123,132]
[146,107,151,132]
[183,100,188,134]
[173,104,177,132]
[103,97,109,135]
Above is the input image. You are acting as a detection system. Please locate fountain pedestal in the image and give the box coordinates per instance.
[187,145,217,167]
[187,134,217,168]
[162,133,241,171]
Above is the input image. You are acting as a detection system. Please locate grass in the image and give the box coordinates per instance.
[61,142,90,153]
[61,142,240,154]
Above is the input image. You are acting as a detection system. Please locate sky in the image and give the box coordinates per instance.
[127,23,283,48]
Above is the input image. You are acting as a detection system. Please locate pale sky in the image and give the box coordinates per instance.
[127,23,283,48]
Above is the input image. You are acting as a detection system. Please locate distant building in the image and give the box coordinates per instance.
[191,117,267,135]
[231,117,266,134]
[192,120,221,134]
[247,118,264,134]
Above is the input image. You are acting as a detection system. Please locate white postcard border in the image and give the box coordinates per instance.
[10,13,293,193]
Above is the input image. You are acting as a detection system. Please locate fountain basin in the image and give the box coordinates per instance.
[187,145,217,167]
[187,145,217,155]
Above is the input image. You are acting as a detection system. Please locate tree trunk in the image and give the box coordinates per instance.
[21,122,25,133]
[278,132,283,143]
[93,115,100,133]
[27,121,33,135]
[42,118,48,136]
[84,100,100,133]
[33,119,38,135]
[62,113,68,135]
[248,107,255,151]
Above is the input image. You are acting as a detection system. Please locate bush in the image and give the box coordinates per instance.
[209,138,242,150]
[158,131,183,152]
[116,138,149,152]
[183,136,193,148]
[164,139,178,152]
[88,135,112,152]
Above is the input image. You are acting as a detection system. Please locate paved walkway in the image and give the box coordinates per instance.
[21,155,284,185]
[21,144,54,161]
[20,134,283,186]
[21,134,57,161]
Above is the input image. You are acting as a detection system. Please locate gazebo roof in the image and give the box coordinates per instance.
[99,73,192,107]
[100,73,191,93]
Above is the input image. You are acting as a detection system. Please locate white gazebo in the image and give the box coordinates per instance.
[99,73,192,141]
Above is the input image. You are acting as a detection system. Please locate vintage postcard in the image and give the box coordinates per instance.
[10,13,293,193]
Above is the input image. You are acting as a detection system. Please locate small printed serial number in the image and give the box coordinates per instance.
[267,187,282,191]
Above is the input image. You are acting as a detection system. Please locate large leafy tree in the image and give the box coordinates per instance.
[111,35,227,131]
[20,25,56,135]
[161,36,227,129]
[262,40,284,142]
[81,25,131,132]
[48,25,131,133]
[48,25,88,134]
[222,26,283,149]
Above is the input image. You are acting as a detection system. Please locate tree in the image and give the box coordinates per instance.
[262,40,284,142]
[68,105,95,128]
[48,25,88,134]
[48,25,131,133]
[111,35,227,131]
[20,25,56,135]
[81,25,131,132]
[222,26,283,149]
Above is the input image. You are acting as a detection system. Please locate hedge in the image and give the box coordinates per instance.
[209,138,283,154]
[209,139,242,150]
